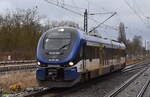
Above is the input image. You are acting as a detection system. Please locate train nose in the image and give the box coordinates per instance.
[36,67,80,81]
[48,72,57,80]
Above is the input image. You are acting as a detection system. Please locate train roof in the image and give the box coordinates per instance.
[77,29,126,50]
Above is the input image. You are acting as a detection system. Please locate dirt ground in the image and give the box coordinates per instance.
[0,71,38,92]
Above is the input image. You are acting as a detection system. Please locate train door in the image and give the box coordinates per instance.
[77,44,86,73]
[82,45,86,72]
[99,43,104,75]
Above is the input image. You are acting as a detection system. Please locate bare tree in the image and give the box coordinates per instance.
[0,8,42,60]
[0,8,80,60]
[126,35,143,58]
[118,22,127,45]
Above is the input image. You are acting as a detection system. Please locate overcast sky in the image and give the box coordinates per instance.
[0,0,150,47]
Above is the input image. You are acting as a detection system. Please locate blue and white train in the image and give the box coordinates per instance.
[36,27,126,87]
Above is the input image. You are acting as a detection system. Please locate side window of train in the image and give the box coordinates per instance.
[85,46,92,62]
[90,46,93,62]
[89,56,92,62]
[80,46,83,58]
[73,46,84,63]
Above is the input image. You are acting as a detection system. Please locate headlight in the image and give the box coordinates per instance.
[58,28,64,32]
[69,62,74,66]
[37,62,41,65]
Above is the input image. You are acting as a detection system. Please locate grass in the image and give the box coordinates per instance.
[126,57,145,64]
[0,71,38,92]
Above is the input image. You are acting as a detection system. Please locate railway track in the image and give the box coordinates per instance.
[136,79,150,97]
[0,64,37,73]
[122,64,146,73]
[105,66,150,97]
[122,60,150,72]
[0,60,37,73]
[0,59,147,74]
[0,59,148,74]
[0,60,36,65]
[23,60,150,97]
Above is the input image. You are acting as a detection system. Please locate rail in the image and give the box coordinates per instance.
[0,60,36,65]
[105,67,148,97]
[136,79,150,97]
[0,64,37,73]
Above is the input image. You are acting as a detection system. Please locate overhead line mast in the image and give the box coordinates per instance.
[84,9,88,33]
[84,9,117,34]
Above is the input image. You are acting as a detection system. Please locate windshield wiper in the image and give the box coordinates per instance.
[59,43,70,50]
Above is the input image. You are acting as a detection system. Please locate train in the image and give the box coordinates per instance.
[36,27,126,87]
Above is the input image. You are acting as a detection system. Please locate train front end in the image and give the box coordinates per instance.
[36,27,82,87]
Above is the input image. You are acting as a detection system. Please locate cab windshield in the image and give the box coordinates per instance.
[44,32,71,51]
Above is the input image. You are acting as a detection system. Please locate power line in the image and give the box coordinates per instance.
[44,0,118,31]
[131,0,150,29]
[44,0,84,15]
[123,0,145,23]
[131,0,145,18]
[89,12,117,33]
[50,0,86,10]
[71,0,85,10]
[89,12,115,15]
[123,0,150,29]
[124,0,150,29]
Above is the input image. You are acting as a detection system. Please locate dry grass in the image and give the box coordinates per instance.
[0,71,38,91]
[126,57,144,64]
[126,56,150,65]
